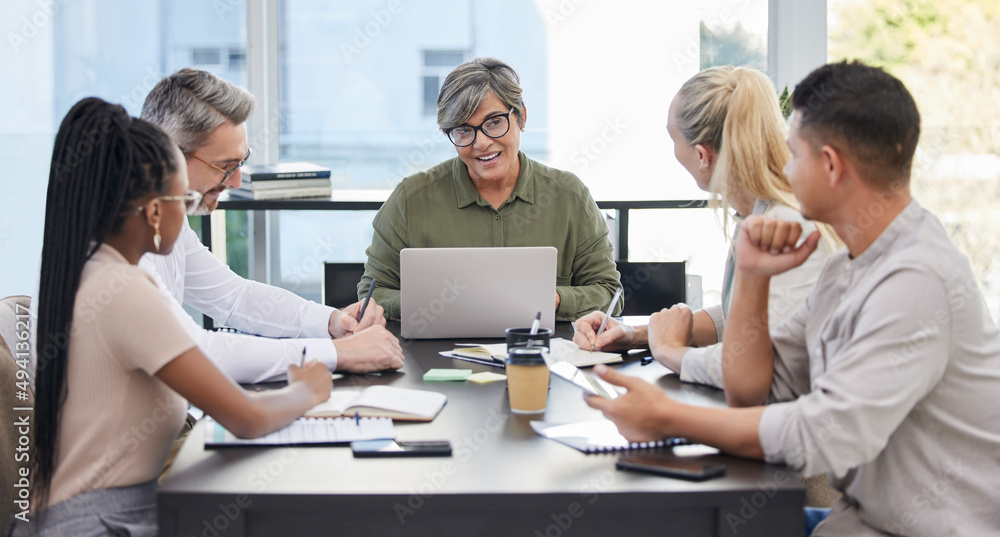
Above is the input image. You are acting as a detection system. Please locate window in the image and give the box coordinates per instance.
[228,47,246,70]
[700,2,767,70]
[1,0,778,317]
[423,50,466,117]
[0,0,246,299]
[829,0,1000,320]
[191,47,222,66]
[269,0,770,306]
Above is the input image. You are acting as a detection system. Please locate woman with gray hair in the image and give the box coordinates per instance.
[360,57,621,321]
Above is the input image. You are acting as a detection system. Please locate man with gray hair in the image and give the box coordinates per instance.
[139,68,403,383]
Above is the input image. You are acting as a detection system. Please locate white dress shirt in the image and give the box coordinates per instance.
[760,201,1000,536]
[679,199,831,402]
[137,219,339,384]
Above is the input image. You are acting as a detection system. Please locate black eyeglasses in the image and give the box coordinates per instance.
[443,108,514,147]
[186,147,252,186]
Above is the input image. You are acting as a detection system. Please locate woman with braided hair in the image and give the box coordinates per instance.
[10,98,332,536]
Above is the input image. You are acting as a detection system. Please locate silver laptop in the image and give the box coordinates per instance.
[400,247,557,339]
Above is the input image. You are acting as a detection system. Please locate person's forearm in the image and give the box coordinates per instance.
[651,345,689,374]
[630,324,649,348]
[690,309,719,347]
[372,287,401,321]
[555,282,621,321]
[722,269,775,407]
[235,383,317,439]
[158,349,320,440]
[663,403,765,459]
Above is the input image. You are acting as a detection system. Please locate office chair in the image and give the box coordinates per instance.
[323,263,367,308]
[615,262,686,315]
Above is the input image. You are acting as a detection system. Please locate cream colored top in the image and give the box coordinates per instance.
[48,243,196,507]
[761,202,1000,536]
[680,199,832,402]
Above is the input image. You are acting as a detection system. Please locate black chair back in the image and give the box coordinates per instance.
[323,263,366,307]
[616,261,686,315]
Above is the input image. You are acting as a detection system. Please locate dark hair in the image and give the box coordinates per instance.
[791,60,920,187]
[34,97,179,510]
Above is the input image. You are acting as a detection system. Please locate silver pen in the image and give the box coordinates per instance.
[591,288,623,352]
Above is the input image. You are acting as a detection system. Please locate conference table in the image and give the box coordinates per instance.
[158,323,804,536]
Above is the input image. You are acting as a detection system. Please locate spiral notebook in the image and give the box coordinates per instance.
[204,416,395,448]
[530,420,687,454]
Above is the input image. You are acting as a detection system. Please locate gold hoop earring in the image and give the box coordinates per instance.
[153,222,161,252]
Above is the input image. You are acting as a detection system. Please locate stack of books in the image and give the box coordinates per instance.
[230,161,333,200]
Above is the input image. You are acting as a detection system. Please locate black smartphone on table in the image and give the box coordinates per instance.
[351,439,452,458]
[616,452,726,481]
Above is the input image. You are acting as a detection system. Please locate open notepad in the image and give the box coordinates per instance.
[445,338,623,368]
[204,416,394,448]
[304,385,447,422]
[531,420,687,454]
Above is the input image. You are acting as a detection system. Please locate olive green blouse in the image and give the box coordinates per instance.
[360,151,622,321]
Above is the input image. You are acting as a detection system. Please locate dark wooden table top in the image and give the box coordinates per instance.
[158,322,803,537]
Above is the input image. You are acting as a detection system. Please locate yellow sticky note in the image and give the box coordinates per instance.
[467,371,507,384]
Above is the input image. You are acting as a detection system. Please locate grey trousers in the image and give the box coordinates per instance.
[6,479,158,537]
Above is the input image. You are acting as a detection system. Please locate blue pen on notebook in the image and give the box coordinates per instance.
[354,411,360,427]
[358,279,377,321]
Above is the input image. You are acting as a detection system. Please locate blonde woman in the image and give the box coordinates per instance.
[575,66,839,407]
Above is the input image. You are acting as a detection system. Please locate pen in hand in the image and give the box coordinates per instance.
[591,288,624,353]
[357,279,377,322]
[300,347,307,368]
[529,311,541,336]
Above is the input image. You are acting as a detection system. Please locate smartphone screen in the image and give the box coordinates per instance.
[352,439,452,458]
[616,453,726,481]
[549,361,621,399]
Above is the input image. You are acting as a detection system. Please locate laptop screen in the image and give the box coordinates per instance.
[400,247,557,339]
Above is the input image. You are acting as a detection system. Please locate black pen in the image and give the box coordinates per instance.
[300,347,307,368]
[358,279,377,321]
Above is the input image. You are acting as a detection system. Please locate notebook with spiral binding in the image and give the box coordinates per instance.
[530,420,687,454]
[204,416,394,448]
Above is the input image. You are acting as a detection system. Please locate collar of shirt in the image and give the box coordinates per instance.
[846,199,921,270]
[450,151,535,209]
[752,198,771,216]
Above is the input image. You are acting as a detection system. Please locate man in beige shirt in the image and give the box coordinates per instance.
[586,61,1000,536]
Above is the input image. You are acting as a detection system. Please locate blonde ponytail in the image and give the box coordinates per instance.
[674,66,841,249]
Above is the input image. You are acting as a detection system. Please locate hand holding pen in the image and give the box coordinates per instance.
[288,347,333,406]
[358,279,376,322]
[591,288,623,352]
[331,279,385,337]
